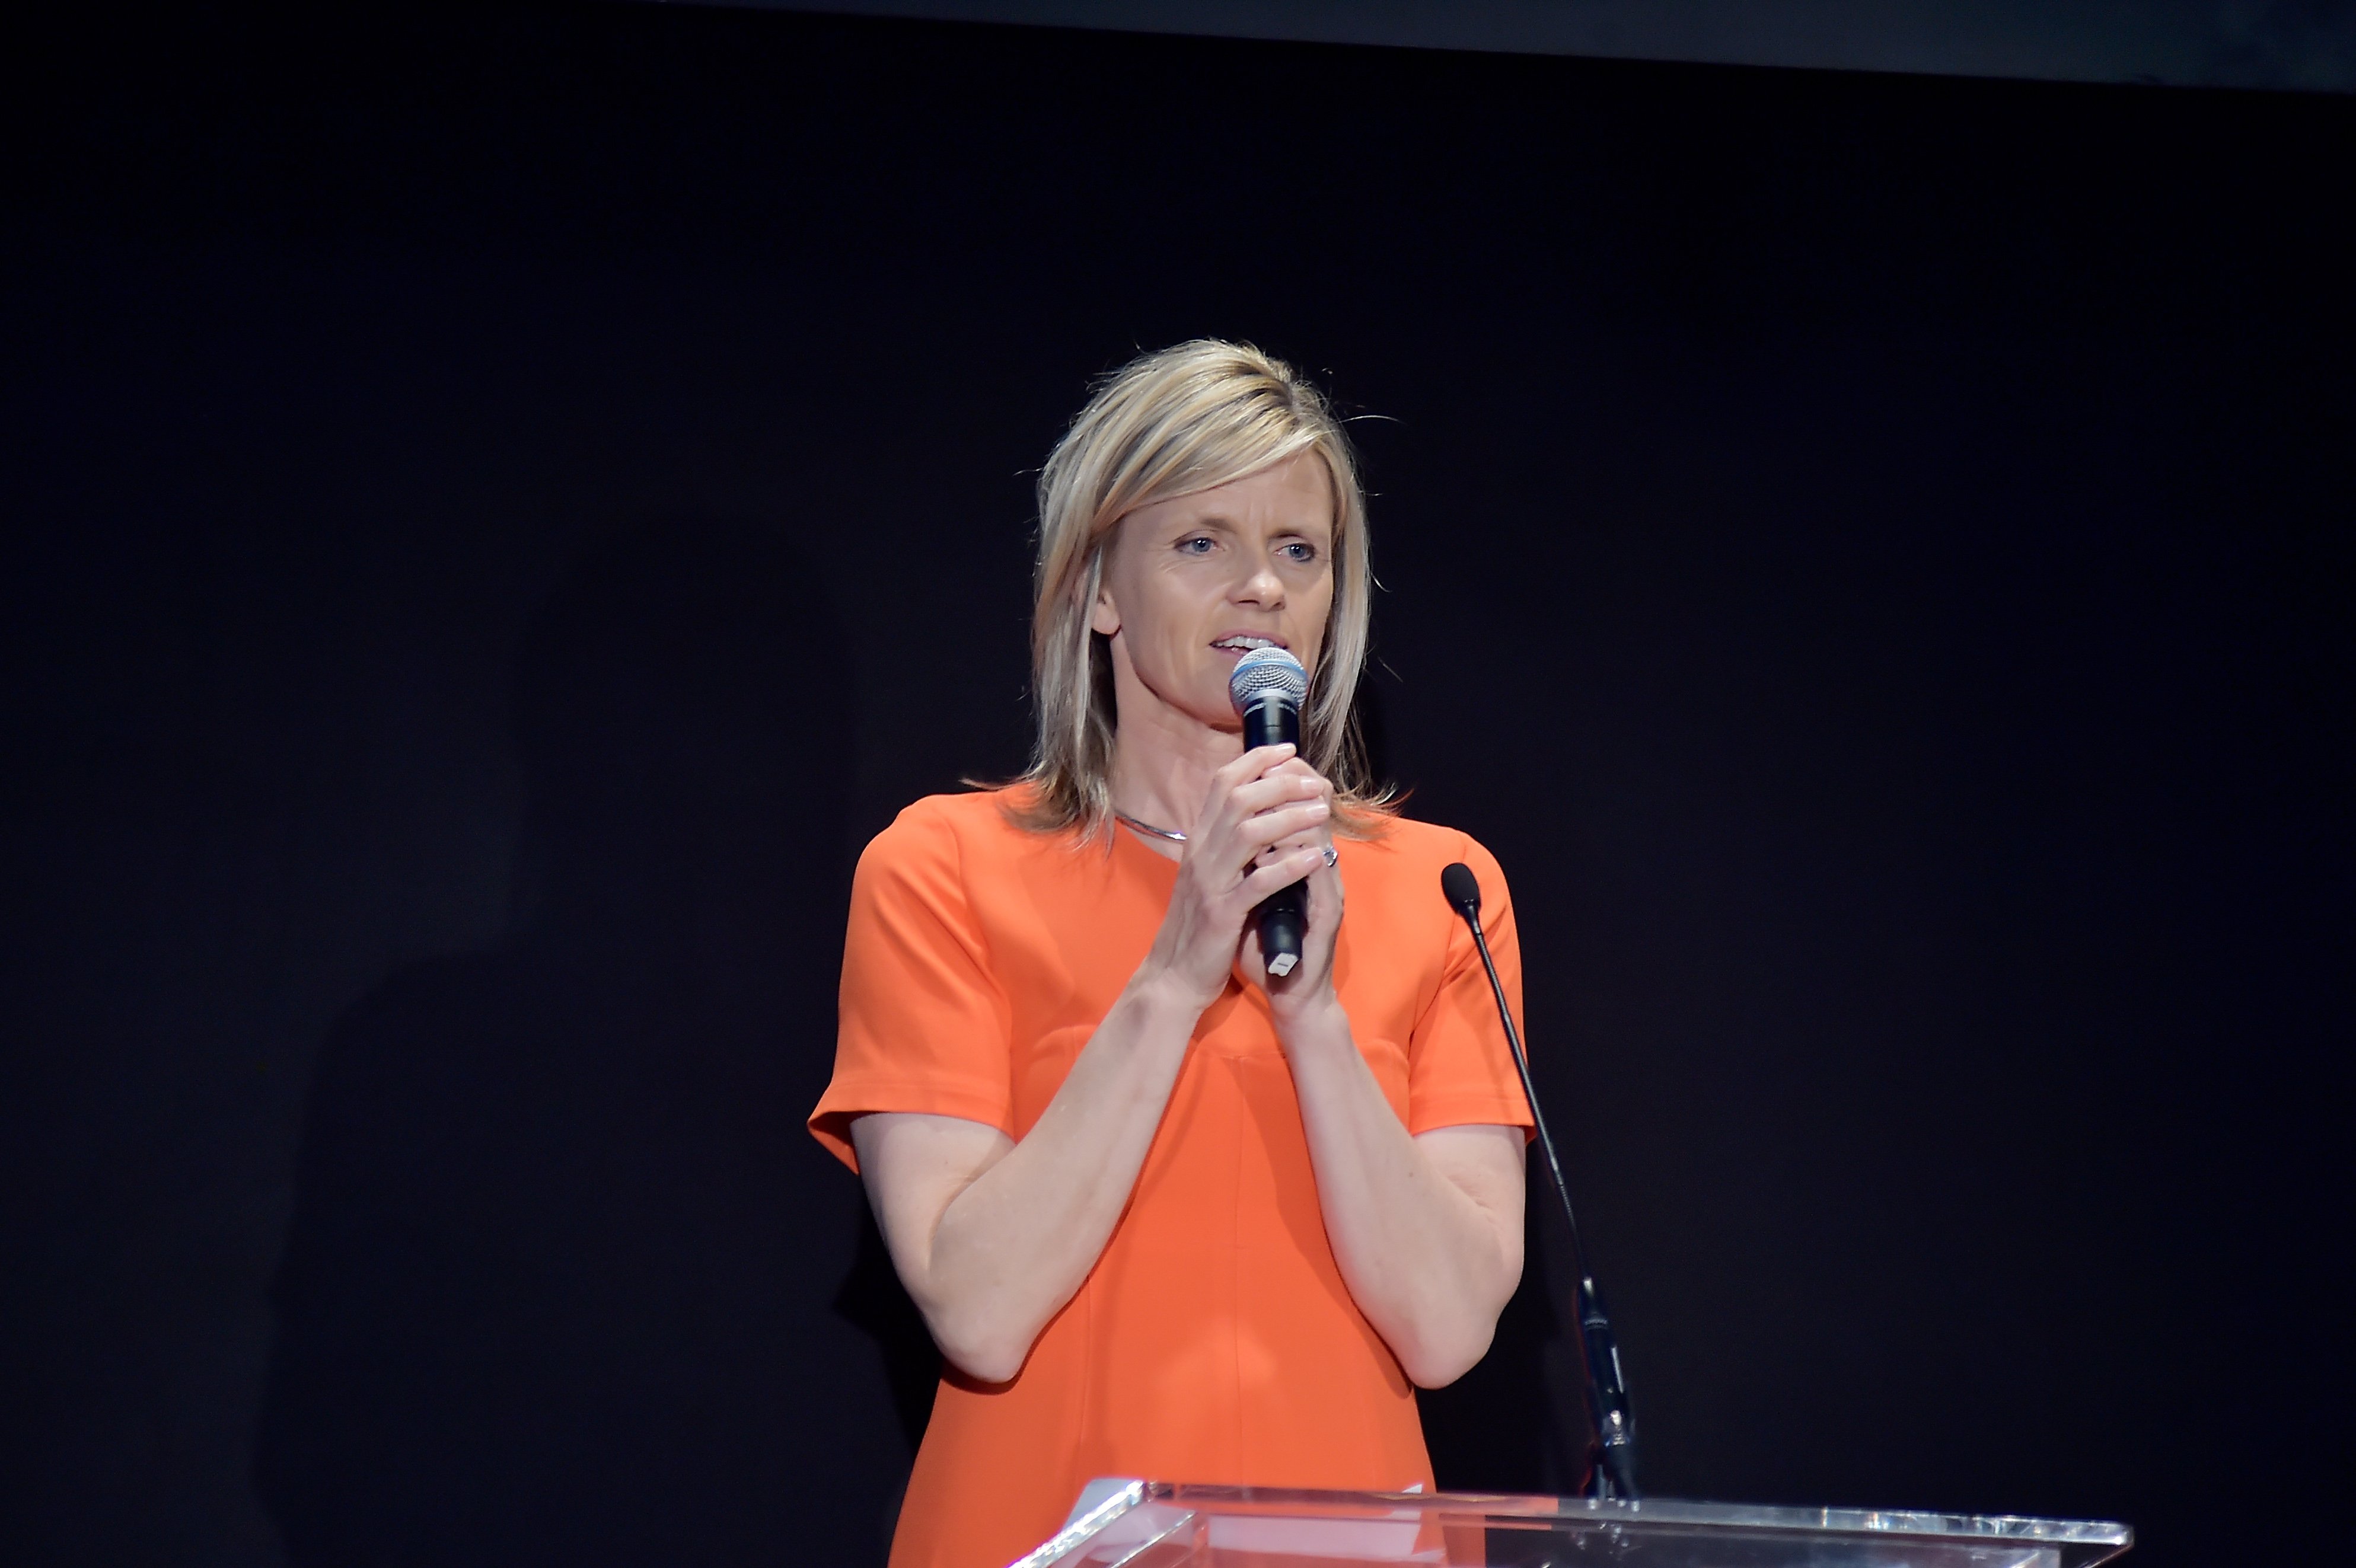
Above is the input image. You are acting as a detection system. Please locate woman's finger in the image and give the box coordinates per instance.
[1235,845,1327,905]
[1219,762,1322,813]
[1201,780,1324,854]
[1207,743,1296,797]
[1251,754,1324,793]
[1257,816,1334,851]
[1232,802,1330,855]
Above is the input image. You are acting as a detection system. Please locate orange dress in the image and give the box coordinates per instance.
[809,789,1531,1568]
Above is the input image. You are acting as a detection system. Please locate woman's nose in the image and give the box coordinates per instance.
[1235,558,1286,605]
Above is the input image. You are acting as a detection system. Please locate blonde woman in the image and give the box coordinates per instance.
[811,341,1532,1568]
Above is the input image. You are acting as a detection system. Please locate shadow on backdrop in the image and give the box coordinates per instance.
[256,514,935,1565]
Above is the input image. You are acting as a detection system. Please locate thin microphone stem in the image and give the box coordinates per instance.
[1451,895,1639,1502]
[1463,916,1585,1290]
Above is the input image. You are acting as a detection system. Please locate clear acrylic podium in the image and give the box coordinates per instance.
[1011,1483,2132,1568]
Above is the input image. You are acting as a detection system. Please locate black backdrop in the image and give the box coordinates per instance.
[3,5,2348,1566]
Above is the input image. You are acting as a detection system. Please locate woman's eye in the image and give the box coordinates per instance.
[1281,541,1318,563]
[1179,536,1215,554]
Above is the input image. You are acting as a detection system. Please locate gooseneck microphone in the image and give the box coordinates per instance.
[1441,861,1639,1501]
[1229,647,1311,979]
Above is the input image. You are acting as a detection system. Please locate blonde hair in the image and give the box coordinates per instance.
[1010,340,1391,838]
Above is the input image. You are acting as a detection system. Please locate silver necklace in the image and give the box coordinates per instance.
[1114,811,1187,844]
[1118,810,1340,868]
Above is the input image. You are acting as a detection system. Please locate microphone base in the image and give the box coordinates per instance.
[1256,901,1306,980]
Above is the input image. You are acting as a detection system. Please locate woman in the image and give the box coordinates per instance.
[810,341,1532,1568]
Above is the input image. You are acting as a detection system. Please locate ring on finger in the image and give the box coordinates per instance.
[1321,845,1338,869]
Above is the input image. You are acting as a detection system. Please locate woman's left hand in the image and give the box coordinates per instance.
[1233,759,1525,1391]
[1234,756,1342,1022]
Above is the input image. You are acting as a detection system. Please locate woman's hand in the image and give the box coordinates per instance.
[1140,743,1331,1010]
[860,753,1330,1385]
[1235,760,1343,1024]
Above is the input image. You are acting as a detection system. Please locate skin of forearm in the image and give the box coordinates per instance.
[1278,998,1525,1387]
[904,967,1202,1382]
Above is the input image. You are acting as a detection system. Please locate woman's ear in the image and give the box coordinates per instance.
[1089,582,1121,637]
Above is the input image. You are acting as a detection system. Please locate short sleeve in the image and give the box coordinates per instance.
[808,801,1016,1172]
[1405,835,1536,1136]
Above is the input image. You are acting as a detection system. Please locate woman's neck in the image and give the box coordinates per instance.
[1105,685,1242,844]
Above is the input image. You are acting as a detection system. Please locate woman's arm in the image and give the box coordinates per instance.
[850,969,1199,1384]
[1251,791,1527,1388]
[1281,1004,1526,1388]
[852,745,1332,1384]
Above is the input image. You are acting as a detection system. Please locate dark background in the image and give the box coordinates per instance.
[3,5,2348,1565]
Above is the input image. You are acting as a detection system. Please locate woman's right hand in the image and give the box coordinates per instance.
[1139,743,1332,1008]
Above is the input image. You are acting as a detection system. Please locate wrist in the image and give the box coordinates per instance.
[1130,959,1218,1023]
[1271,990,1353,1057]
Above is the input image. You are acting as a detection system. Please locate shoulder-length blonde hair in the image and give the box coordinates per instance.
[1009,340,1392,838]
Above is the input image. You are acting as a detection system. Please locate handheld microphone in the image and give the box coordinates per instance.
[1229,647,1311,979]
[1440,861,1639,1501]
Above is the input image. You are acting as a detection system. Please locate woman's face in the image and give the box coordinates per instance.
[1092,451,1337,736]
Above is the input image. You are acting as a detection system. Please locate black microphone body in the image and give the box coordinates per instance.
[1440,861,1639,1501]
[1241,689,1306,978]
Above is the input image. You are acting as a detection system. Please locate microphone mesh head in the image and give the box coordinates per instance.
[1228,646,1308,713]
